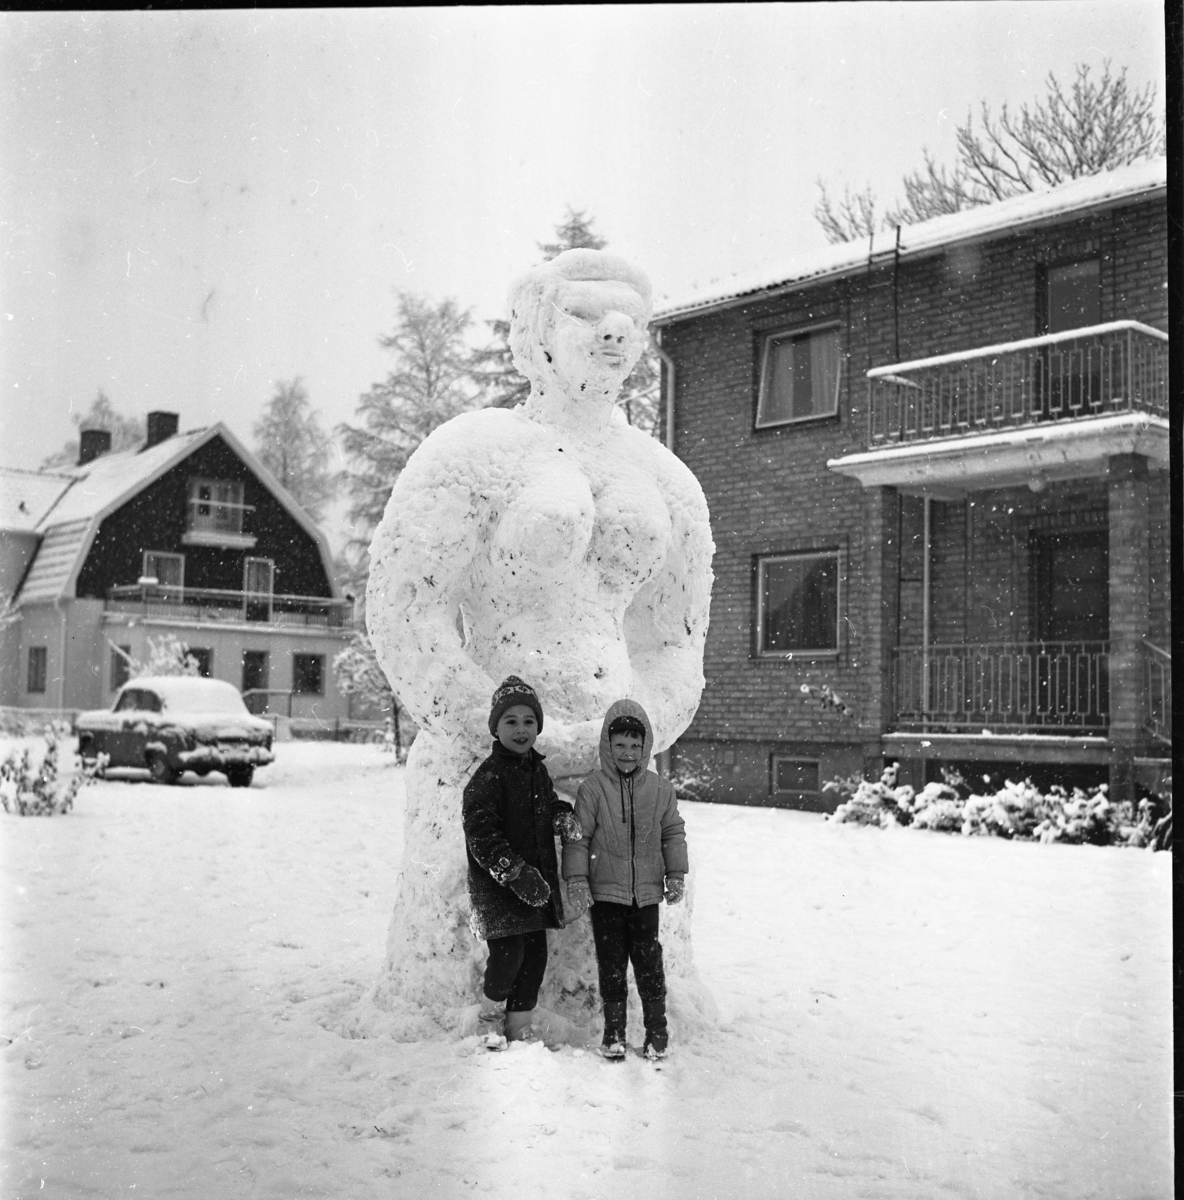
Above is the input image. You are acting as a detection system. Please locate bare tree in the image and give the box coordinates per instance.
[42,391,144,468]
[816,61,1166,243]
[252,378,333,523]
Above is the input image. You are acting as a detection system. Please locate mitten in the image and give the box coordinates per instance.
[565,878,593,921]
[664,875,685,905]
[507,864,551,907]
[553,809,583,844]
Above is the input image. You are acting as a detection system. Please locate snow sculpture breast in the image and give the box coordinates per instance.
[365,248,716,1041]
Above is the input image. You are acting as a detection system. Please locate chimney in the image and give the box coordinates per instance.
[78,428,112,466]
[144,411,179,449]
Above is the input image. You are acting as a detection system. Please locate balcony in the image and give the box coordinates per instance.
[829,322,1169,496]
[106,584,353,630]
[893,640,1110,735]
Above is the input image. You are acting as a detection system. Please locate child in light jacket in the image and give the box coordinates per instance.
[562,698,687,1059]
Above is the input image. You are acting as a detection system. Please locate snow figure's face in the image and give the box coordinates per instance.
[548,278,648,399]
[496,705,539,756]
[609,733,644,775]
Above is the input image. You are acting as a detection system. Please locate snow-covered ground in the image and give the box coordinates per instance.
[2,741,1172,1199]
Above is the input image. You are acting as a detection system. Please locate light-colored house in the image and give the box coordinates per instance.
[0,412,356,728]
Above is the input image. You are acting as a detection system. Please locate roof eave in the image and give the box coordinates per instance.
[651,179,1167,328]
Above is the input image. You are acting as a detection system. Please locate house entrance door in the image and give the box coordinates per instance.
[242,651,269,714]
[1031,529,1109,728]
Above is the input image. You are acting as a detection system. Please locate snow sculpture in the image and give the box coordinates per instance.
[365,249,715,1042]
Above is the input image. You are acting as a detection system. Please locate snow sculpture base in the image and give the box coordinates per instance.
[362,730,717,1046]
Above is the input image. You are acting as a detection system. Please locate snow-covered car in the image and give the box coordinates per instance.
[76,676,274,788]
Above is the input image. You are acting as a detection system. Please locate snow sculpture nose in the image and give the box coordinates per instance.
[597,310,634,347]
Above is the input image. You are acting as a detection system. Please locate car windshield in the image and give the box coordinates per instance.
[141,678,250,715]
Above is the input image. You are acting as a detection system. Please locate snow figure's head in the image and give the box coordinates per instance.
[508,249,653,416]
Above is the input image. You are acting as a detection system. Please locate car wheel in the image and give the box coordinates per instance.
[227,766,254,789]
[148,753,180,786]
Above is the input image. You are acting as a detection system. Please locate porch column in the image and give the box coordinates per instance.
[1107,453,1150,805]
[860,486,901,779]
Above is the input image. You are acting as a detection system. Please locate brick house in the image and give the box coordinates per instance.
[0,412,356,727]
[652,159,1169,809]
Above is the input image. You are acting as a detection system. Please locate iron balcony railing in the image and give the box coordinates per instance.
[868,321,1168,447]
[1141,638,1171,746]
[894,640,1109,734]
[106,584,353,629]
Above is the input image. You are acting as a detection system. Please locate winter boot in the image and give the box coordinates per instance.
[642,997,668,1059]
[600,1000,627,1059]
[477,995,507,1051]
[505,1009,541,1044]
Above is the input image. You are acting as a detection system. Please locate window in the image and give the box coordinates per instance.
[757,325,841,428]
[771,757,820,805]
[188,478,247,534]
[116,688,161,713]
[1042,257,1101,334]
[186,648,213,678]
[142,550,184,589]
[293,653,324,695]
[757,552,839,655]
[110,645,132,691]
[27,646,47,693]
[244,558,274,622]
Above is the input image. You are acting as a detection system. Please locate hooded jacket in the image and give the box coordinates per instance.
[562,699,688,908]
[462,741,571,941]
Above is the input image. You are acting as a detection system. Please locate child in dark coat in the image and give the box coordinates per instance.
[462,676,582,1049]
[562,699,688,1059]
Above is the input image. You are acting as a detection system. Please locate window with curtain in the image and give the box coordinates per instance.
[757,551,840,655]
[757,325,842,428]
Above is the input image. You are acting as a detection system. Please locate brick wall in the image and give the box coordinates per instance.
[662,192,1168,805]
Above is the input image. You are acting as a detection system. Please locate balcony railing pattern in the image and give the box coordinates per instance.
[106,584,353,629]
[868,321,1168,447]
[894,641,1109,734]
[1142,639,1171,746]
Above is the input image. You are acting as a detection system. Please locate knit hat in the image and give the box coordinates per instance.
[607,714,646,739]
[488,676,544,736]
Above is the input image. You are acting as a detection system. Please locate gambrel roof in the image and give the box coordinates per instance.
[5,422,339,605]
[652,158,1167,325]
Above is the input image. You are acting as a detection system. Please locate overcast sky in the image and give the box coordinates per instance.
[0,3,1167,489]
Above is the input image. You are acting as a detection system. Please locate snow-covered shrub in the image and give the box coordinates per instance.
[826,762,917,827]
[1,724,106,816]
[826,765,1154,850]
[669,760,720,803]
[128,634,200,678]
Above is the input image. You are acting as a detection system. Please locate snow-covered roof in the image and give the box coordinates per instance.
[0,466,74,533]
[13,422,340,606]
[653,158,1167,325]
[35,428,212,529]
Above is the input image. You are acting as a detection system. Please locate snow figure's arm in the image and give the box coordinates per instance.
[365,421,496,748]
[659,781,689,875]
[462,767,523,886]
[624,453,715,752]
[562,779,599,879]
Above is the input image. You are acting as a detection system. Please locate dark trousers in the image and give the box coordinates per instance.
[589,900,665,1005]
[484,930,548,1012]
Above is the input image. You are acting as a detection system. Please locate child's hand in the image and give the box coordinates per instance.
[565,878,593,921]
[507,865,551,907]
[553,810,583,844]
[664,876,685,905]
